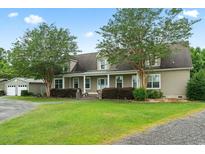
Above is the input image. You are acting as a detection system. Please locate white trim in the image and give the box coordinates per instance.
[62,77,65,89]
[85,77,91,90]
[115,75,123,88]
[132,74,139,88]
[97,77,107,90]
[97,58,109,71]
[88,92,98,95]
[145,58,161,67]
[107,74,110,88]
[62,67,192,77]
[27,83,30,92]
[72,77,79,88]
[83,75,86,93]
[146,74,161,89]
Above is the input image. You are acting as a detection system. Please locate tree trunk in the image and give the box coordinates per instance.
[45,79,52,97]
[138,69,146,88]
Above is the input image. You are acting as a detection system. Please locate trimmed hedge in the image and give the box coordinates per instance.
[0,90,5,96]
[102,87,163,100]
[50,88,82,98]
[147,89,163,99]
[21,90,33,96]
[186,70,205,100]
[102,87,134,99]
[133,88,147,101]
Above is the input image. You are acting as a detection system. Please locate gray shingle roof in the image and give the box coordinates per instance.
[71,44,192,73]
[13,78,44,83]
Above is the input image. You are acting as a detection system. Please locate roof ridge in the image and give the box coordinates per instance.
[76,51,99,56]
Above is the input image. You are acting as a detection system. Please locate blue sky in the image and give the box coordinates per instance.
[0,8,204,53]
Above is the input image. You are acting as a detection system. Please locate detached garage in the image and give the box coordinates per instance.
[5,78,46,96]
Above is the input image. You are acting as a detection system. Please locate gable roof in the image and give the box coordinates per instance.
[6,78,44,84]
[70,44,192,73]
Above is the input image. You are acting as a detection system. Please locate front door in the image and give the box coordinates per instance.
[97,78,107,90]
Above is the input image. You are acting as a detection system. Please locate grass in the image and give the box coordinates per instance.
[0,96,205,144]
[4,96,71,103]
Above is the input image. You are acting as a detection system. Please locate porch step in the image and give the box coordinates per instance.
[80,94,98,100]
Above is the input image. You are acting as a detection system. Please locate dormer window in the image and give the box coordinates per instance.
[100,59,106,70]
[145,57,161,67]
[97,58,109,70]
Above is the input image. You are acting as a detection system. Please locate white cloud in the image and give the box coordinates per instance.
[85,32,94,38]
[177,14,184,19]
[183,10,199,18]
[24,14,45,25]
[8,12,18,18]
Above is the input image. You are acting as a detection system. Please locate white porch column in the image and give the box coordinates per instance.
[62,77,65,89]
[107,74,110,88]
[83,75,86,93]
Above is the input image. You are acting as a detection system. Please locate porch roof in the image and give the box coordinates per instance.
[61,67,192,77]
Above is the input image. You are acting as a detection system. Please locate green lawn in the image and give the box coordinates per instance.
[0,96,205,144]
[5,96,71,103]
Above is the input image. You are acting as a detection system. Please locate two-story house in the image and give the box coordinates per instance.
[52,44,192,98]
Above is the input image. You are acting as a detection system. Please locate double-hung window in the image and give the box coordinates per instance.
[132,75,139,88]
[145,57,161,67]
[85,77,91,89]
[100,59,106,70]
[97,58,109,70]
[73,78,79,88]
[115,76,123,88]
[55,79,63,89]
[147,74,161,89]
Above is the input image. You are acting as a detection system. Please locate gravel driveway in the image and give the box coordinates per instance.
[115,110,205,145]
[0,97,37,122]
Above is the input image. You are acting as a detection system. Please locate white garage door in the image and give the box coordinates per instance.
[7,85,16,96]
[17,85,27,96]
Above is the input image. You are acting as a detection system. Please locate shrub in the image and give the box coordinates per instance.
[133,88,147,101]
[0,90,5,96]
[21,90,33,96]
[186,70,205,100]
[50,88,82,98]
[147,90,163,99]
[102,88,118,99]
[102,87,134,99]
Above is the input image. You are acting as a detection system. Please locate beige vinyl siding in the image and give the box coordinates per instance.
[29,83,46,95]
[110,74,133,88]
[88,76,97,93]
[148,69,190,98]
[64,77,69,88]
[160,70,190,98]
[60,69,190,98]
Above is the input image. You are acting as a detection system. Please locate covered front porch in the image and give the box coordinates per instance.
[55,72,139,94]
[53,70,140,94]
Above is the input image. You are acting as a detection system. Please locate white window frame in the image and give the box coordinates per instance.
[115,76,123,88]
[146,74,161,89]
[145,58,161,67]
[97,58,109,70]
[132,75,139,88]
[73,77,79,88]
[97,77,107,90]
[100,59,106,70]
[85,77,91,90]
[54,78,63,89]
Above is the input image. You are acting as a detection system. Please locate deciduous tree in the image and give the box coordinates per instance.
[10,23,79,96]
[97,9,199,87]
